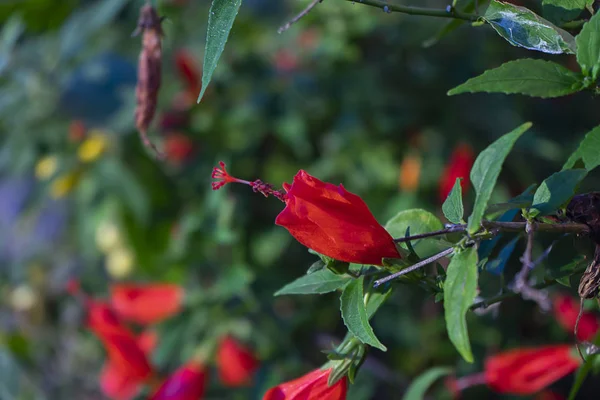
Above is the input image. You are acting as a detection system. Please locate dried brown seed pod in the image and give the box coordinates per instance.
[134,3,164,158]
[578,246,600,300]
[566,192,600,243]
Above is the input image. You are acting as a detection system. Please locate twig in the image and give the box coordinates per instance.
[374,247,454,287]
[470,261,589,311]
[482,220,590,235]
[341,0,479,21]
[393,225,465,243]
[278,0,322,33]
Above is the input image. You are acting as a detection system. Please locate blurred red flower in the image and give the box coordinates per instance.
[164,133,194,165]
[87,301,154,400]
[174,50,201,97]
[275,170,400,265]
[439,143,474,203]
[263,368,347,400]
[485,345,580,395]
[110,283,184,325]
[150,361,207,400]
[216,336,259,387]
[553,294,599,341]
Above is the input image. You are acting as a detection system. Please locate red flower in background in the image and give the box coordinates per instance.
[553,294,599,341]
[164,133,194,165]
[211,162,400,265]
[150,361,207,400]
[485,345,580,395]
[439,143,474,203]
[110,283,184,325]
[263,368,347,400]
[216,336,259,387]
[275,171,400,265]
[175,50,201,96]
[86,301,155,400]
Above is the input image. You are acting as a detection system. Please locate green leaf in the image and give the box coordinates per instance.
[366,286,392,319]
[564,125,600,171]
[275,268,350,296]
[448,59,585,98]
[568,354,597,400]
[444,247,478,363]
[402,367,453,400]
[198,0,243,103]
[576,10,600,79]
[468,123,531,233]
[484,0,576,54]
[340,277,387,351]
[385,209,444,255]
[529,169,587,217]
[543,0,593,11]
[442,178,464,224]
[486,184,536,215]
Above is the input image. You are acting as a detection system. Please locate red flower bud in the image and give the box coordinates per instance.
[484,345,580,395]
[439,143,474,203]
[87,301,154,399]
[216,336,259,387]
[263,368,347,400]
[275,171,400,265]
[553,294,599,341]
[164,133,194,165]
[150,361,207,400]
[110,283,184,325]
[211,162,400,265]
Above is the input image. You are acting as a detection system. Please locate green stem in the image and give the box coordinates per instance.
[482,220,590,234]
[342,0,479,21]
[470,262,589,310]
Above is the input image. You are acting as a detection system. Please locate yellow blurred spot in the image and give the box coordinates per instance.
[106,246,134,279]
[78,130,108,162]
[10,285,37,312]
[35,156,58,181]
[50,171,80,199]
[95,221,122,253]
[399,154,421,192]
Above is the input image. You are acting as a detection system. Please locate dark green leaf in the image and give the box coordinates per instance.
[468,123,531,233]
[198,0,243,103]
[275,268,350,296]
[543,0,593,11]
[529,169,587,217]
[485,236,519,275]
[563,125,600,171]
[576,10,600,79]
[568,355,597,400]
[385,209,444,255]
[366,286,392,319]
[340,277,387,351]
[448,59,584,98]
[442,178,464,224]
[486,184,536,215]
[402,367,453,400]
[444,247,478,363]
[484,0,576,54]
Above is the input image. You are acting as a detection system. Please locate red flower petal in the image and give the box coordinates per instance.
[100,361,142,400]
[485,345,581,395]
[216,336,259,387]
[263,368,347,400]
[150,361,207,400]
[439,143,474,203]
[275,171,400,265]
[110,283,184,325]
[553,294,600,341]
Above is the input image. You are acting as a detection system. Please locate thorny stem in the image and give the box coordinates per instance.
[342,0,480,21]
[469,261,589,310]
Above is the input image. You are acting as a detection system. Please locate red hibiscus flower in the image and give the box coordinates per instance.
[553,294,599,341]
[110,283,184,325]
[150,361,207,400]
[263,368,347,400]
[484,345,581,395]
[211,162,400,266]
[439,143,474,203]
[216,336,259,387]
